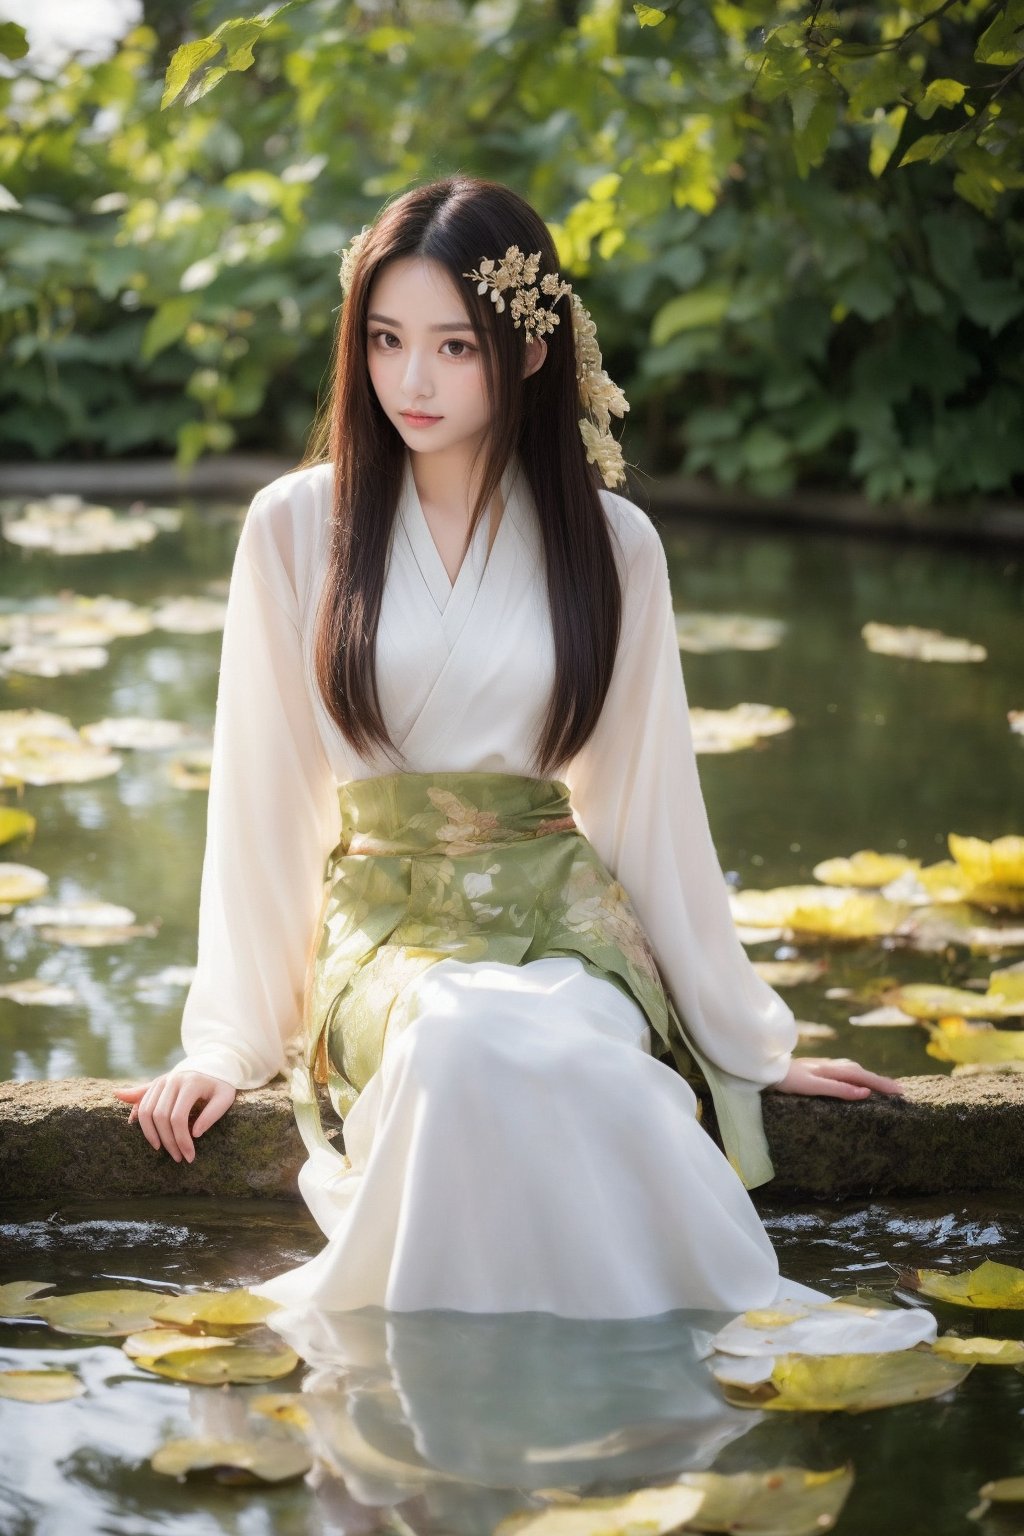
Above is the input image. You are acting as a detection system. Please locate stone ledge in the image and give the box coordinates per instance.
[2,1073,1023,1205]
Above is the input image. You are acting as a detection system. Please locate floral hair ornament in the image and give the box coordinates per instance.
[338,224,372,295]
[463,246,630,489]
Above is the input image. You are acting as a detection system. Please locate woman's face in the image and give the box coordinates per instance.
[366,255,492,459]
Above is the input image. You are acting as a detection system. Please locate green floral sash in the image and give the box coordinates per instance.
[290,770,776,1189]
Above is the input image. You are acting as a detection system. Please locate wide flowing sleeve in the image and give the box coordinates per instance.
[168,483,340,1090]
[563,499,797,1091]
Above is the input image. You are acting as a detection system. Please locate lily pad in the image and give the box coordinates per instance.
[38,1287,166,1336]
[251,1392,315,1433]
[2,499,159,555]
[0,977,78,1005]
[150,1288,281,1328]
[79,717,203,751]
[675,611,786,653]
[730,885,858,929]
[949,833,1024,890]
[122,1328,236,1360]
[751,959,829,986]
[861,621,986,663]
[787,895,911,940]
[494,1482,705,1535]
[690,703,794,755]
[813,851,921,888]
[14,901,138,930]
[0,863,48,905]
[150,1434,311,1484]
[0,807,35,845]
[151,597,227,634]
[678,1463,854,1535]
[136,1343,299,1385]
[0,1369,84,1403]
[0,742,122,786]
[895,983,1024,1021]
[931,1335,1024,1365]
[898,1259,1024,1308]
[718,1349,971,1413]
[0,1280,55,1317]
[167,752,212,790]
[0,644,110,678]
[924,1017,1024,1067]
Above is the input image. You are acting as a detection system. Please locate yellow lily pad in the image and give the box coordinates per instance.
[787,894,910,939]
[674,612,786,654]
[0,1280,55,1316]
[150,1287,281,1328]
[751,959,829,987]
[979,1477,1024,1501]
[931,1335,1024,1365]
[678,1463,854,1535]
[895,984,1021,1021]
[151,597,227,634]
[718,1349,971,1413]
[0,807,35,845]
[813,851,921,887]
[494,1482,705,1535]
[730,885,858,928]
[79,717,203,752]
[167,752,212,791]
[861,621,986,662]
[38,1287,165,1336]
[899,1259,1024,1308]
[122,1328,235,1360]
[924,1017,1024,1066]
[150,1434,311,1484]
[949,833,1024,890]
[0,863,48,905]
[689,703,794,755]
[136,1342,299,1385]
[0,977,78,1006]
[0,743,122,786]
[0,1369,84,1403]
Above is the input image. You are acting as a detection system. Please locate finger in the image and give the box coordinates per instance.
[113,1085,147,1102]
[151,1079,183,1162]
[128,1104,138,1125]
[137,1081,164,1152]
[169,1083,199,1164]
[812,1079,873,1100]
[191,1085,234,1140]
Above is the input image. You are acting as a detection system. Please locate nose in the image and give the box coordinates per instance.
[401,346,435,403]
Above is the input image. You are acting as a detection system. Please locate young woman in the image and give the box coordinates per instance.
[116,175,904,1318]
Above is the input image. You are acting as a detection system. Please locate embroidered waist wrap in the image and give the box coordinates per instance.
[292,770,776,1189]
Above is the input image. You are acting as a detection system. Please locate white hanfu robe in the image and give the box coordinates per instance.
[170,449,816,1319]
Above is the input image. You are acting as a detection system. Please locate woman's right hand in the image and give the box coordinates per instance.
[114,1072,237,1164]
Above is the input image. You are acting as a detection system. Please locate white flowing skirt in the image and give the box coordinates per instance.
[254,956,828,1319]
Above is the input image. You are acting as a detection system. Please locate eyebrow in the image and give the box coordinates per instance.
[367,313,478,331]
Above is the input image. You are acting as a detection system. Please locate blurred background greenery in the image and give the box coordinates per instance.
[1,0,1022,507]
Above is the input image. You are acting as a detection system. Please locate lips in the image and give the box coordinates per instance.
[401,411,441,422]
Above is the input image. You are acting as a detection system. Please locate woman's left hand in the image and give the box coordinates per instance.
[771,1056,905,1100]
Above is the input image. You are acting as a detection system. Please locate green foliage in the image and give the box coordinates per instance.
[0,2,1021,506]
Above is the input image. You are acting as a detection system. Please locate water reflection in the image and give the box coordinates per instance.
[257,1304,760,1534]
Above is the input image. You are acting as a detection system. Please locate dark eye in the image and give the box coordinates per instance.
[444,339,473,358]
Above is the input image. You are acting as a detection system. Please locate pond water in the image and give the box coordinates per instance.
[1,495,1020,1082]
[2,1191,1023,1535]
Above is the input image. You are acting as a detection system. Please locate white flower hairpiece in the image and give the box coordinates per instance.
[337,228,629,489]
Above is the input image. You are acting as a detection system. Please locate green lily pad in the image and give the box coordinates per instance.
[0,1369,84,1403]
[150,1434,312,1484]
